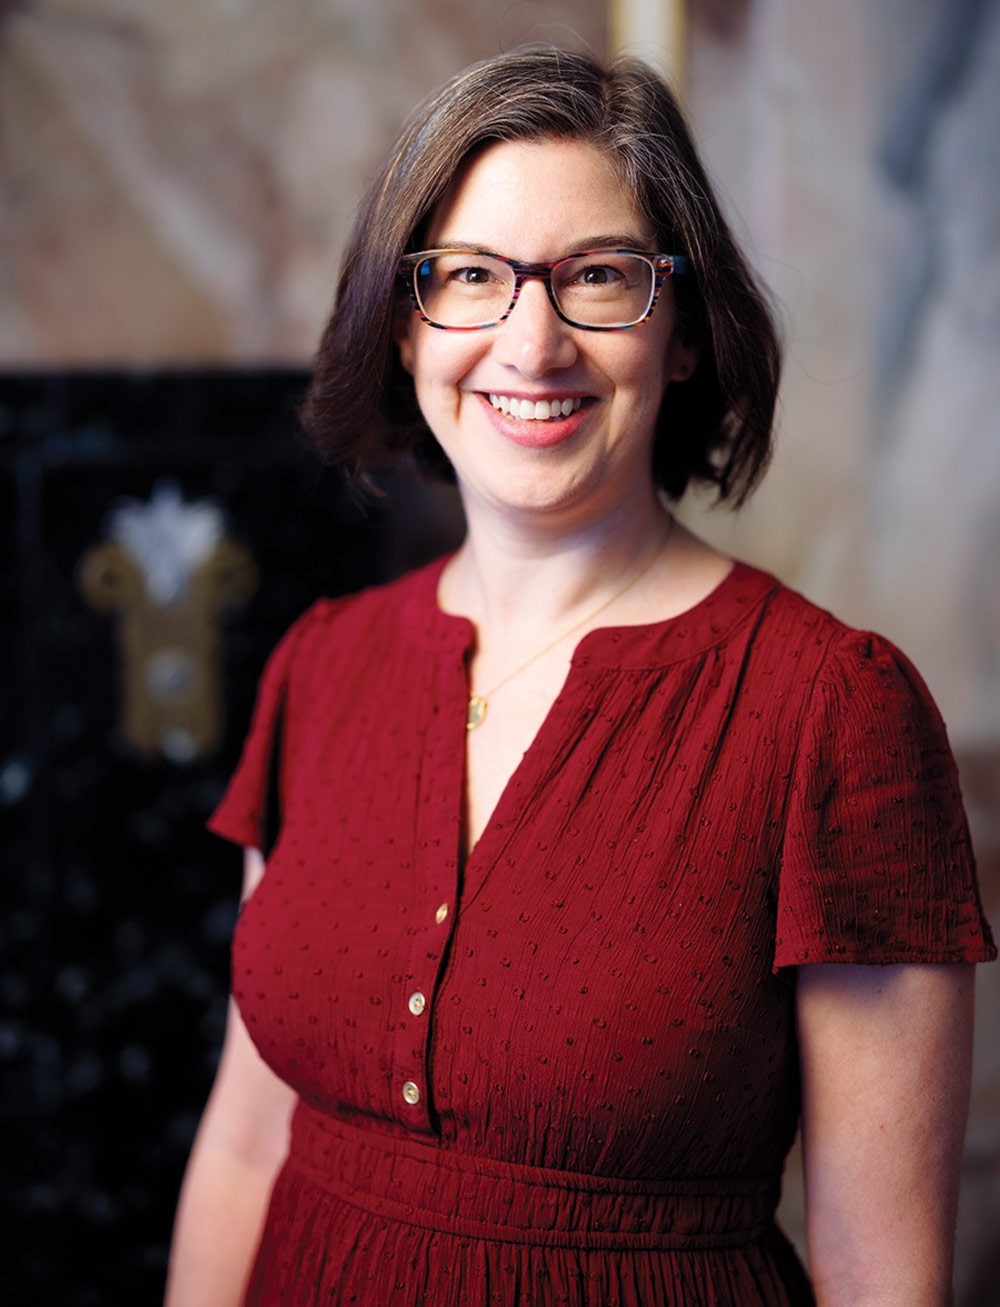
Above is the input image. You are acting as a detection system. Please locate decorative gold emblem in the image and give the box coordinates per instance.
[79,481,256,762]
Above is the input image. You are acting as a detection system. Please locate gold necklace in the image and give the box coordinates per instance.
[465,520,673,731]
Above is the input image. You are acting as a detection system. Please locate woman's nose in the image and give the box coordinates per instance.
[493,278,578,377]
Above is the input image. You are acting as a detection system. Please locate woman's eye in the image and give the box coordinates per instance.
[451,265,492,285]
[573,263,625,288]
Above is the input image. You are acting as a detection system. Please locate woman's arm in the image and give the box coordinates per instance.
[164,848,298,1307]
[796,961,975,1307]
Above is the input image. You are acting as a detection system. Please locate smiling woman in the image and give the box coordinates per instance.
[165,46,995,1307]
[304,47,779,506]
[392,139,695,523]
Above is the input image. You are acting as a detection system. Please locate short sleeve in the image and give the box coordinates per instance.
[208,605,320,854]
[775,631,996,970]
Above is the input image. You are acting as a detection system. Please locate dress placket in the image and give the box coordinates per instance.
[390,620,470,1134]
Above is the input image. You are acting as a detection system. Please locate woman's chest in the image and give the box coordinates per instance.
[234,654,804,1174]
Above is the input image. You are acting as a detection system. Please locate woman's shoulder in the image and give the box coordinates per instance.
[748,564,923,676]
[623,542,891,659]
[723,564,958,768]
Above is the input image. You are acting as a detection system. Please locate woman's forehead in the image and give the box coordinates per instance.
[424,138,655,254]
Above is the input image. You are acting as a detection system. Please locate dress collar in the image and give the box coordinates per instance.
[399,554,779,669]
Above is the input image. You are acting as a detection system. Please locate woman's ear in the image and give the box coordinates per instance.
[393,308,415,376]
[668,337,699,382]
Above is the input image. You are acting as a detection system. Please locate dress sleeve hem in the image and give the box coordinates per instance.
[206,807,262,852]
[772,942,997,973]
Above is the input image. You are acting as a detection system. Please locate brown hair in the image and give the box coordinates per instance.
[301,46,781,505]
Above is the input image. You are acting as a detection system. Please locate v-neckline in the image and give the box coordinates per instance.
[404,553,774,886]
[460,650,582,873]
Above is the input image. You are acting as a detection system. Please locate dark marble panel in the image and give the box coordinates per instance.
[0,371,464,1304]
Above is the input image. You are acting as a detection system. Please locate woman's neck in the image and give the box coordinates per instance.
[440,495,675,641]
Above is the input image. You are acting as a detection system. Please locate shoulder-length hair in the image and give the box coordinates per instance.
[301,46,781,506]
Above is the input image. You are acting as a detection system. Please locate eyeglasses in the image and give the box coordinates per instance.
[397,248,688,331]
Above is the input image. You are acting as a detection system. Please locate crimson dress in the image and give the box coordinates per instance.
[209,558,995,1306]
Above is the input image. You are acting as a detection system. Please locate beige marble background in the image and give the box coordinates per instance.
[0,0,605,362]
[677,2,1000,1299]
[2,0,997,1298]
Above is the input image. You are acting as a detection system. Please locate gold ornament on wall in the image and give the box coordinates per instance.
[79,481,257,763]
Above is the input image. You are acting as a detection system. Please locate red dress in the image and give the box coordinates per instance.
[210,559,994,1306]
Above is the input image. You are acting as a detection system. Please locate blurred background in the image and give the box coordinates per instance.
[1,0,997,1302]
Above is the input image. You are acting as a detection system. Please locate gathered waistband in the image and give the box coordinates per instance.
[285,1105,781,1252]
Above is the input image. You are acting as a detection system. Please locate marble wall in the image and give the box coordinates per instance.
[681,0,1000,749]
[0,0,605,363]
[679,3,1000,1300]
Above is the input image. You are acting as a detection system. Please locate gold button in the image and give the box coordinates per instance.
[408,991,426,1017]
[402,1080,421,1106]
[435,903,449,925]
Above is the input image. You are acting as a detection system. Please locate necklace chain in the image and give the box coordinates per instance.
[465,519,673,731]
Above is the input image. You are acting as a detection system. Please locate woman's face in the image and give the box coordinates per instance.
[395,138,696,528]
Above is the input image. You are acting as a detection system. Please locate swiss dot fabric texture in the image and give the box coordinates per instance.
[209,558,995,1307]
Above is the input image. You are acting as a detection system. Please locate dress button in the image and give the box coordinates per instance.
[402,1080,421,1106]
[408,991,426,1017]
[435,903,449,925]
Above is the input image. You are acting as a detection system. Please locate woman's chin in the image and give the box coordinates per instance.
[458,459,615,528]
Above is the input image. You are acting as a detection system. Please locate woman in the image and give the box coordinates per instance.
[165,47,995,1307]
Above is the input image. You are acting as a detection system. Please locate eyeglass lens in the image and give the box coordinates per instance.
[413,252,655,328]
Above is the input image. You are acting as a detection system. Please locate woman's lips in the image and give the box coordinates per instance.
[476,391,593,447]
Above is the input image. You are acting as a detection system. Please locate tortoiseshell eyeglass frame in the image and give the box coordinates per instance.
[396,248,689,332]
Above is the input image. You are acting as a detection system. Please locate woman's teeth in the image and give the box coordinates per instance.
[488,394,583,421]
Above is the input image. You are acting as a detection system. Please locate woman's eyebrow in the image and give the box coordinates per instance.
[426,242,501,256]
[427,234,656,256]
[571,233,656,251]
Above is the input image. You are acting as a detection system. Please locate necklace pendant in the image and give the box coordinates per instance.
[467,694,487,731]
